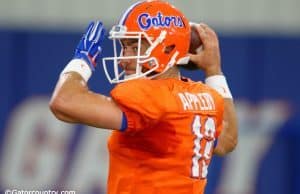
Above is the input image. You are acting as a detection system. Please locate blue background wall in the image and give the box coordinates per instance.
[0,28,299,194]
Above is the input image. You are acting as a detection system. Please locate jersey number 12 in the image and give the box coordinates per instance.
[191,115,216,179]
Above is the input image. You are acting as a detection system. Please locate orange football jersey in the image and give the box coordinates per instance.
[108,78,224,194]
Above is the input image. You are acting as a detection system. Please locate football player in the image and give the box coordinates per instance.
[50,1,238,193]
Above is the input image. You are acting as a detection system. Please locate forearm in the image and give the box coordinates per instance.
[49,72,89,122]
[213,98,238,156]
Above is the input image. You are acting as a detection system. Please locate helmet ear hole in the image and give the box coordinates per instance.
[164,44,175,54]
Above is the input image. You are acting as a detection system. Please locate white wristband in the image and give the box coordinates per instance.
[205,75,233,99]
[60,59,92,82]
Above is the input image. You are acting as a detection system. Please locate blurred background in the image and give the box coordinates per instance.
[0,0,300,193]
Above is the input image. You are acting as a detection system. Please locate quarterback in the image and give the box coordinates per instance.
[50,0,238,194]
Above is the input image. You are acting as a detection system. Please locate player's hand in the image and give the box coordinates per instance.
[74,21,106,71]
[188,23,222,76]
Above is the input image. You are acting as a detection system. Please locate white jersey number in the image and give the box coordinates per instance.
[191,115,216,178]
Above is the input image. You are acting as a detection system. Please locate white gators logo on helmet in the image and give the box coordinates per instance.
[137,12,184,30]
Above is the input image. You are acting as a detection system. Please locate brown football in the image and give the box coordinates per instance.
[181,23,203,70]
[189,23,203,54]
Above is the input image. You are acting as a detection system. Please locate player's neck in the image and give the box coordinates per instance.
[154,66,181,80]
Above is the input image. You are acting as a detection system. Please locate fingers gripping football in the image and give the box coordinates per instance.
[74,21,106,70]
[188,23,222,76]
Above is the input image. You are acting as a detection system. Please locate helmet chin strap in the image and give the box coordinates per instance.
[124,73,145,80]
